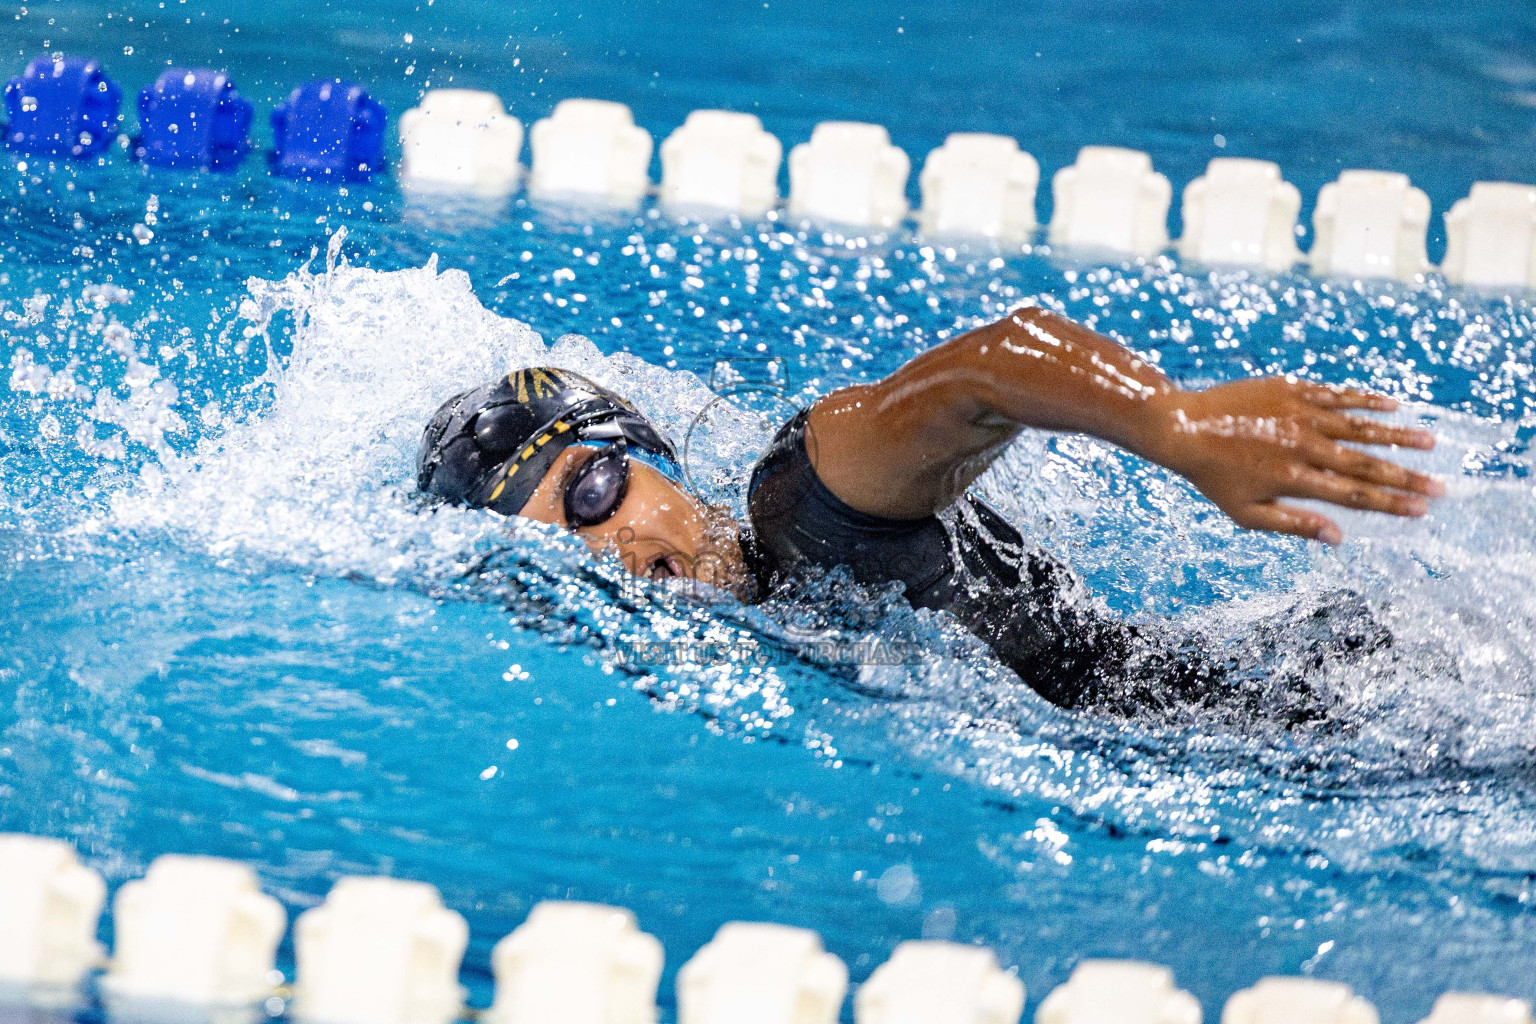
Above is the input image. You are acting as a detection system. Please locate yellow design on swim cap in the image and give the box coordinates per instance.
[486,458,522,503]
[481,405,577,507]
[507,367,569,404]
[528,367,564,398]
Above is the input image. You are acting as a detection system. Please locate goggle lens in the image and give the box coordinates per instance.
[564,445,630,528]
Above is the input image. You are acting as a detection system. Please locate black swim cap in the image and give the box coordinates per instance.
[416,367,680,516]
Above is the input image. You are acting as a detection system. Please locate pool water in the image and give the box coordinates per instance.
[6,0,1536,1018]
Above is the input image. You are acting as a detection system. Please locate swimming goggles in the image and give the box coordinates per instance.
[563,440,684,529]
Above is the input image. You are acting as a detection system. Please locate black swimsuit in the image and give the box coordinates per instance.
[746,410,1275,712]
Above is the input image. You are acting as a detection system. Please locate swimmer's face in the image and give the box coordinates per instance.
[519,445,750,597]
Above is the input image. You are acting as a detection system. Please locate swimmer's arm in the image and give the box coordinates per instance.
[805,307,1444,543]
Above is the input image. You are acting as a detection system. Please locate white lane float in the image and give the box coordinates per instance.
[1049,146,1172,256]
[677,922,847,1024]
[292,877,468,1024]
[486,900,663,1024]
[101,855,285,1007]
[1442,181,1536,289]
[398,89,524,196]
[1417,993,1535,1024]
[855,940,1023,1024]
[1178,157,1301,270]
[528,99,653,205]
[1222,977,1378,1024]
[917,132,1039,241]
[1035,960,1201,1024]
[660,109,782,217]
[1309,169,1432,282]
[788,121,911,228]
[0,834,106,988]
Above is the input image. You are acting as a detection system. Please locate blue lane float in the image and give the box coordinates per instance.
[133,68,252,170]
[269,79,387,180]
[3,55,121,158]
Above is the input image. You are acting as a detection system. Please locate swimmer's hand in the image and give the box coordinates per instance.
[1140,378,1443,544]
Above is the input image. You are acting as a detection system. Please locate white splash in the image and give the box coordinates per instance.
[104,243,767,585]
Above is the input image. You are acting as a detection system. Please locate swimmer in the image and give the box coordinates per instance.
[416,309,1443,712]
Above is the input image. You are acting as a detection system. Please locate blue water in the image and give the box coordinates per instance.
[6,0,1536,1019]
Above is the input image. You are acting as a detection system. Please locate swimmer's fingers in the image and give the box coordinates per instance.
[1234,502,1343,545]
[1298,381,1398,413]
[1282,466,1432,518]
[1305,440,1447,498]
[1312,410,1436,450]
